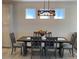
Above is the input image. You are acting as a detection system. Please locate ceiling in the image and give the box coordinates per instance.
[3,0,76,2]
[3,0,76,4]
[12,0,76,1]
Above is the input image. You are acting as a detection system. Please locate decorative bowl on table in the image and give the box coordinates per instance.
[37,30,47,36]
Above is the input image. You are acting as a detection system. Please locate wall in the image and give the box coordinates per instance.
[2,4,10,47]
[12,2,77,39]
[2,1,77,47]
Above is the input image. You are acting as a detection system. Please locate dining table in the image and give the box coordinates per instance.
[17,36,70,57]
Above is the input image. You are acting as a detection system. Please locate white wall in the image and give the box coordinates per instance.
[2,4,10,47]
[2,1,77,47]
[12,2,77,39]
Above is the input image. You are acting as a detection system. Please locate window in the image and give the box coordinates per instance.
[54,9,64,19]
[25,8,36,19]
[39,9,50,19]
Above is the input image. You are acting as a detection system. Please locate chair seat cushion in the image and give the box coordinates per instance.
[13,43,23,47]
[63,43,72,48]
[46,43,59,49]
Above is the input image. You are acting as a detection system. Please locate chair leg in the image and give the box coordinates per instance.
[21,47,22,55]
[72,48,74,57]
[45,50,48,59]
[63,48,64,57]
[31,49,32,59]
[46,50,51,59]
[69,49,71,54]
[55,49,57,59]
[55,43,57,59]
[49,53,51,59]
[11,47,14,55]
[14,47,16,52]
[45,48,48,59]
[40,48,42,59]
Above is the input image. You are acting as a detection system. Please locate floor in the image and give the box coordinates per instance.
[2,48,77,59]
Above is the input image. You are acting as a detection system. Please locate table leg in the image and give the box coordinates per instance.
[59,42,63,57]
[22,42,27,56]
[42,47,46,56]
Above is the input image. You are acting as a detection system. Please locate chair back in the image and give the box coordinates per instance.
[45,32,52,37]
[73,32,77,49]
[31,36,42,48]
[33,32,41,37]
[9,33,16,47]
[46,37,57,48]
[73,32,77,39]
[70,32,77,45]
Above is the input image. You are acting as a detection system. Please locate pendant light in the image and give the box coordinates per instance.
[38,0,55,16]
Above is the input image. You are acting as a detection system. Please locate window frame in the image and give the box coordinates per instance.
[25,8,36,19]
[54,8,65,20]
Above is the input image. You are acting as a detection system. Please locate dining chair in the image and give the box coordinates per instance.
[45,32,52,37]
[73,32,77,50]
[45,37,58,59]
[33,32,41,37]
[9,32,23,55]
[63,32,77,57]
[31,36,42,59]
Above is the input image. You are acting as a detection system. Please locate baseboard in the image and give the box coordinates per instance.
[2,46,11,48]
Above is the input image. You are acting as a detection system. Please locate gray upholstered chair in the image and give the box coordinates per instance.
[9,33,23,55]
[45,37,58,59]
[63,32,77,57]
[73,32,77,50]
[45,32,52,37]
[31,36,42,59]
[33,32,41,37]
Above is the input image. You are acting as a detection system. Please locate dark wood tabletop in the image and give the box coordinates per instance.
[17,36,70,43]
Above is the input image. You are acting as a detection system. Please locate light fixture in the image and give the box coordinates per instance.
[38,9,55,16]
[38,0,55,16]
